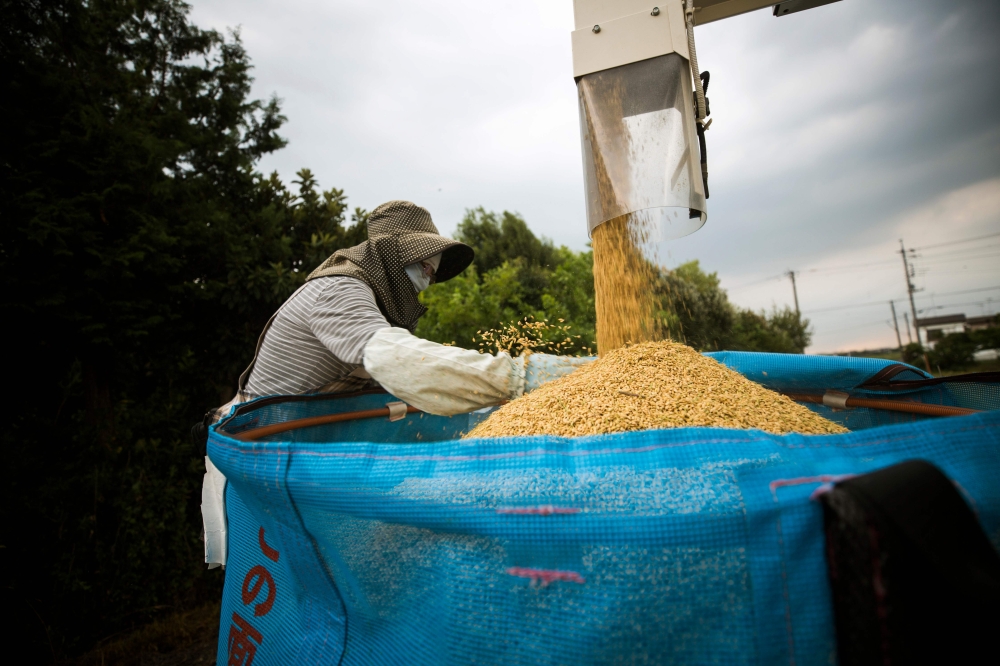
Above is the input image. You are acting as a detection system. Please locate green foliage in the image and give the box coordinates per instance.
[657,261,811,354]
[416,210,596,354]
[656,261,736,351]
[927,321,1000,371]
[901,342,926,366]
[417,217,811,356]
[456,207,559,274]
[928,332,977,370]
[0,0,364,659]
[728,308,810,354]
[971,317,1000,351]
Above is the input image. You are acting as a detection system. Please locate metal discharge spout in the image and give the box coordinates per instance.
[577,52,706,262]
[578,54,706,353]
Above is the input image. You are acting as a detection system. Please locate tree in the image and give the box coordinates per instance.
[729,307,811,354]
[418,215,811,356]
[656,261,736,351]
[456,207,559,275]
[655,261,811,354]
[0,1,365,658]
[928,332,976,370]
[416,209,596,354]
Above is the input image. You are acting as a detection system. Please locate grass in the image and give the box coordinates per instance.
[933,357,1000,377]
[71,602,220,666]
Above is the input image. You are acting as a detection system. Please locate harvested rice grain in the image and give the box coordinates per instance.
[466,341,847,438]
[592,215,661,353]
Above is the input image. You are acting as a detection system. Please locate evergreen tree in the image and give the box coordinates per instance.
[0,1,362,658]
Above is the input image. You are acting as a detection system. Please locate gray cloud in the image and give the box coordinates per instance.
[189,0,1000,352]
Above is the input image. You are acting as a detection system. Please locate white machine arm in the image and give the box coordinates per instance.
[572,0,844,77]
[570,0,843,242]
[695,0,842,24]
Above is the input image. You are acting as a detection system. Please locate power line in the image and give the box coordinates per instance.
[919,268,1000,277]
[917,285,1000,298]
[798,249,999,274]
[914,252,1000,265]
[910,231,1000,251]
[794,240,999,276]
[800,285,1000,315]
[724,240,999,292]
[804,301,891,314]
[725,274,785,291]
[815,318,898,336]
[917,300,1000,315]
[910,243,1000,259]
[804,260,899,274]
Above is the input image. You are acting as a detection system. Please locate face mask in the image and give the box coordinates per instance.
[404,263,432,292]
[404,253,442,293]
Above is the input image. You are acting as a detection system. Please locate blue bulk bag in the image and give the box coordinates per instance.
[208,353,1000,665]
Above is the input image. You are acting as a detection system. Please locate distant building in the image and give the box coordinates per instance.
[915,314,966,346]
[914,313,998,347]
[967,314,999,331]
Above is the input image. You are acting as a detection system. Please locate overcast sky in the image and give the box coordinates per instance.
[189,0,1000,353]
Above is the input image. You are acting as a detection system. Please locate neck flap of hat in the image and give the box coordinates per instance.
[306,201,443,330]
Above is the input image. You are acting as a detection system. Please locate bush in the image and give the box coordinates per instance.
[971,318,1000,351]
[929,333,976,370]
[901,342,926,366]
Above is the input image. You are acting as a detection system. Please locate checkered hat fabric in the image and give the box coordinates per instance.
[307,201,473,330]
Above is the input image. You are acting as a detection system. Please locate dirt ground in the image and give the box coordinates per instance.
[72,604,219,666]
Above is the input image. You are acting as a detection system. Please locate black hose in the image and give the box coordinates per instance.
[697,71,710,199]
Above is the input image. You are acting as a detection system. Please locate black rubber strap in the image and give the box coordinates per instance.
[858,364,1000,390]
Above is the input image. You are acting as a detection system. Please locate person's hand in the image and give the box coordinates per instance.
[523,354,595,392]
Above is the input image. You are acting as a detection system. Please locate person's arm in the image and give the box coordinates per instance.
[364,327,525,416]
[311,277,590,414]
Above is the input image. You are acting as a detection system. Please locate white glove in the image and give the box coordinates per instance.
[523,353,595,391]
[363,327,526,416]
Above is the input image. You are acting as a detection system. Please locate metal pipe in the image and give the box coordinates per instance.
[784,393,978,418]
[230,405,422,441]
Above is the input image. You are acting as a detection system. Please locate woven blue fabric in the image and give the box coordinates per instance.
[210,353,1000,665]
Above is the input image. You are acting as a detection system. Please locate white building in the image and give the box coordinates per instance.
[915,314,966,347]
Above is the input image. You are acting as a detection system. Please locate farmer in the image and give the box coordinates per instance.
[200,200,583,568]
[213,199,530,420]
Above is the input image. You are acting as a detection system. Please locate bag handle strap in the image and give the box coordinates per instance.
[858,363,1000,390]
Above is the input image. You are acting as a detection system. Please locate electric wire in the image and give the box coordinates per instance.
[910,231,1000,251]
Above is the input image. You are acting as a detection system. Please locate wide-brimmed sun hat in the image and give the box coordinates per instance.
[306,201,474,329]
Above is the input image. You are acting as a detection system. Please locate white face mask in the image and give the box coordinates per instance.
[404,263,432,292]
[404,253,442,293]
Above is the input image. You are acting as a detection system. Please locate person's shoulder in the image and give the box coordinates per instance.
[312,275,372,292]
[310,276,377,303]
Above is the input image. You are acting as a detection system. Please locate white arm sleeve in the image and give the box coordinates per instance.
[363,327,525,416]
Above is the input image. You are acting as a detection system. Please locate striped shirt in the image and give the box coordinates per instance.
[245,276,391,397]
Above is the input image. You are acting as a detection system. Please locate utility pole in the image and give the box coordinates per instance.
[786,270,800,315]
[899,239,931,371]
[903,312,913,344]
[890,301,902,349]
[899,240,919,339]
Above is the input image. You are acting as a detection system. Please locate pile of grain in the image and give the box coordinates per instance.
[466,341,847,438]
